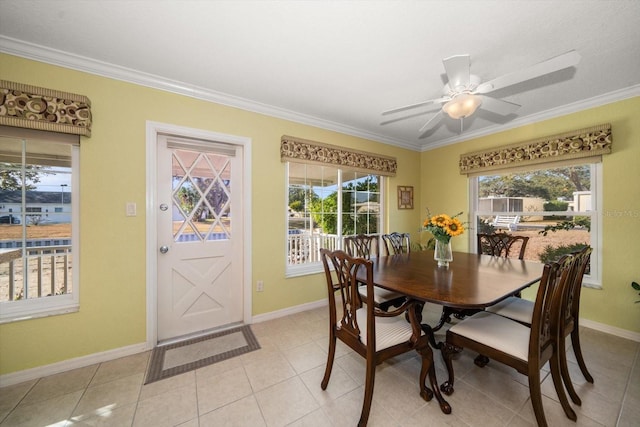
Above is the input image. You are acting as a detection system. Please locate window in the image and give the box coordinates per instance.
[286,162,382,276]
[470,161,601,287]
[0,128,79,322]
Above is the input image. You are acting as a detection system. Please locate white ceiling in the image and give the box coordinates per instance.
[1,0,639,151]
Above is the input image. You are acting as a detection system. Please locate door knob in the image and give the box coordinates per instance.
[159,203,169,211]
[159,245,169,254]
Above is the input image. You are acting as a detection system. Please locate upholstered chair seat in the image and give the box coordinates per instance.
[486,297,533,324]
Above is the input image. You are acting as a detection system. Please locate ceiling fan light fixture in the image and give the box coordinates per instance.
[443,93,482,119]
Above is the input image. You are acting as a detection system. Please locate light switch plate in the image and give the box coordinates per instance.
[126,202,137,216]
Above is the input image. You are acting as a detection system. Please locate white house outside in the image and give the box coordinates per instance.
[478,196,546,221]
[0,190,71,225]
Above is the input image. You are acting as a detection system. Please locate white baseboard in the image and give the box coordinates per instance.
[251,301,640,342]
[251,299,327,324]
[0,342,151,387]
[252,299,640,342]
[580,318,640,342]
[2,304,636,388]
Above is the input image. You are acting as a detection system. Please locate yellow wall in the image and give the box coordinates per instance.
[420,97,640,333]
[0,53,422,375]
[1,52,637,376]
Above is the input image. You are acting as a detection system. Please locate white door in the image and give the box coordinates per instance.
[156,135,243,342]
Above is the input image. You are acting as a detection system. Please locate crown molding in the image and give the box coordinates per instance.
[0,36,421,151]
[421,84,640,152]
[2,35,636,153]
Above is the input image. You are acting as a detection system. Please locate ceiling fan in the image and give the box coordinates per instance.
[382,50,581,135]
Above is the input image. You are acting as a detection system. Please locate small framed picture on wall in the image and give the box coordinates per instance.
[397,186,414,209]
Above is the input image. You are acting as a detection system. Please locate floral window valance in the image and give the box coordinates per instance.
[459,124,612,175]
[0,80,92,137]
[280,135,397,176]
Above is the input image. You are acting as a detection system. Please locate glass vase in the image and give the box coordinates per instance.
[434,239,453,268]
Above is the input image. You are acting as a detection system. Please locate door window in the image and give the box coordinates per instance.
[171,149,232,242]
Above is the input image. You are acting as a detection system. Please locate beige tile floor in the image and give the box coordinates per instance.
[1,303,638,426]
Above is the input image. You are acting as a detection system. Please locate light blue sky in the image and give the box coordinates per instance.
[33,168,71,192]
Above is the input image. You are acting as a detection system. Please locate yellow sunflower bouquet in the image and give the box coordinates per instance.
[422,210,466,244]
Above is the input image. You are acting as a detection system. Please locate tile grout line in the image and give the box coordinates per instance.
[615,342,640,427]
[68,363,101,426]
[0,376,39,425]
[132,351,152,427]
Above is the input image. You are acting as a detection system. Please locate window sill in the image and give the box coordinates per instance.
[582,280,602,290]
[0,297,79,324]
[0,306,79,324]
[286,262,323,278]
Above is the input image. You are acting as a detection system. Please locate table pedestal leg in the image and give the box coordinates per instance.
[419,346,452,413]
[415,323,451,414]
[408,304,451,414]
[440,342,462,395]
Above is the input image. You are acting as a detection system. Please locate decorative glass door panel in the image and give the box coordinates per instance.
[172,150,232,242]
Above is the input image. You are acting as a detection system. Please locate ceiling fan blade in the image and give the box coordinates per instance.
[380,110,432,126]
[382,97,448,115]
[443,54,471,90]
[478,95,521,116]
[475,50,581,94]
[418,110,443,133]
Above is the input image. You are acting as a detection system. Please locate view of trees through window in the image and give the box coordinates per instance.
[287,163,380,267]
[479,165,590,200]
[474,163,596,276]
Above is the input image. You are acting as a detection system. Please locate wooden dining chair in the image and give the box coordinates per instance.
[434,232,532,326]
[486,246,594,405]
[436,233,531,327]
[344,234,406,311]
[319,249,445,426]
[478,233,530,299]
[440,254,579,427]
[381,232,411,255]
[344,234,380,259]
[477,232,530,259]
[560,246,594,377]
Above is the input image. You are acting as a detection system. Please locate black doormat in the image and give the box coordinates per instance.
[145,325,260,384]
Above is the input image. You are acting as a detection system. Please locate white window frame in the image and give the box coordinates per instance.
[469,162,602,288]
[0,138,80,323]
[285,162,385,278]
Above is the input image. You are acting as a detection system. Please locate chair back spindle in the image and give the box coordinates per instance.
[529,254,574,363]
[344,234,379,259]
[477,233,529,260]
[342,235,406,311]
[382,232,411,255]
[322,249,370,344]
[563,247,592,329]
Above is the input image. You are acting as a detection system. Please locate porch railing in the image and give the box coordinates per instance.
[0,245,72,301]
[287,232,382,265]
[287,232,341,265]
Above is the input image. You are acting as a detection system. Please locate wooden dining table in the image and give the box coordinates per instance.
[356,250,544,414]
